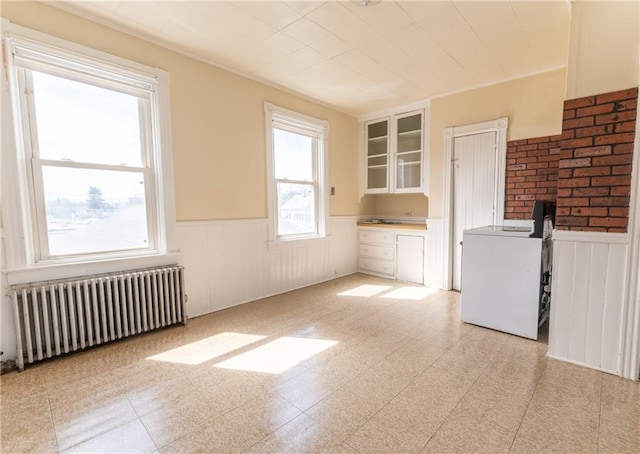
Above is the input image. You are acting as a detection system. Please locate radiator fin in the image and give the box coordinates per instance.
[11,265,187,371]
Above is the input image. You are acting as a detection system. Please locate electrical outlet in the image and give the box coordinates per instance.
[404,211,412,217]
[330,186,336,196]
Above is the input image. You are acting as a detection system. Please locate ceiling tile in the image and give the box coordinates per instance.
[399,63,449,94]
[396,1,445,23]
[232,1,303,30]
[445,40,501,78]
[230,31,305,72]
[283,18,350,57]
[311,59,371,86]
[386,23,471,87]
[343,1,414,34]
[288,46,328,67]
[306,2,380,47]
[454,1,530,55]
[256,57,308,81]
[287,1,327,16]
[358,37,415,71]
[174,2,277,58]
[67,1,121,17]
[332,49,391,80]
[415,2,480,52]
[511,0,571,68]
[110,1,179,34]
[385,23,432,60]
[51,0,573,116]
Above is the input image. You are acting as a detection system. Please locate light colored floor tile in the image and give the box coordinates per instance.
[160,394,301,453]
[345,366,476,453]
[275,355,370,411]
[510,359,602,453]
[0,390,58,453]
[422,341,548,453]
[422,413,515,454]
[244,413,345,454]
[303,386,391,442]
[51,392,140,451]
[303,347,429,443]
[431,327,510,377]
[598,373,640,453]
[62,419,156,453]
[1,274,638,454]
[139,402,211,448]
[0,367,48,402]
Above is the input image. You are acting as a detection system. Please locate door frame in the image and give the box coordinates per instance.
[442,117,508,290]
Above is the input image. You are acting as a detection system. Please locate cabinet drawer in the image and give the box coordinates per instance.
[358,229,394,245]
[359,244,394,260]
[359,258,394,276]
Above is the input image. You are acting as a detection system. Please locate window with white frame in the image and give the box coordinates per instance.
[3,28,175,268]
[265,103,328,240]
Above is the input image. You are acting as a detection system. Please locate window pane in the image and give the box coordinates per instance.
[273,128,313,181]
[277,182,316,236]
[42,166,149,256]
[32,71,144,166]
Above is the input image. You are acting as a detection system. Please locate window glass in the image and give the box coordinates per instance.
[41,166,148,256]
[276,182,316,236]
[32,71,144,166]
[273,128,313,181]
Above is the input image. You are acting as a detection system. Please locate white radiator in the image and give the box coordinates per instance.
[10,265,187,371]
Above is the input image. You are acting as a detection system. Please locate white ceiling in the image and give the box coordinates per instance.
[53,1,572,116]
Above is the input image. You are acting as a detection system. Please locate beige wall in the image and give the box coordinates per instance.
[428,68,567,218]
[566,1,640,99]
[361,194,429,218]
[1,1,361,221]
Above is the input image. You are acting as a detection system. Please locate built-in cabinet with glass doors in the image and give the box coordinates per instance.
[364,109,424,194]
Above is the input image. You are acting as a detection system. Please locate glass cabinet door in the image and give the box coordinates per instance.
[395,112,422,191]
[366,119,389,191]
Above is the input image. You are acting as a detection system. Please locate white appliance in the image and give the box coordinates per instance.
[460,225,542,340]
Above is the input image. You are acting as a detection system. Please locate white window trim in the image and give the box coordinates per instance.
[1,20,179,285]
[264,102,329,246]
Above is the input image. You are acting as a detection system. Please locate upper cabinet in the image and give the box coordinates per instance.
[395,111,423,192]
[365,119,389,192]
[363,108,426,195]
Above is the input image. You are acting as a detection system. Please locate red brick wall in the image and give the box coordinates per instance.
[505,135,561,219]
[556,87,638,232]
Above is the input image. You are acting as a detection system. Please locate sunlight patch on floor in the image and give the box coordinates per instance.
[215,337,338,374]
[382,286,438,300]
[337,284,393,297]
[146,332,266,365]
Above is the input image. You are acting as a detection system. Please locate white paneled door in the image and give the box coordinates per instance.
[452,131,497,290]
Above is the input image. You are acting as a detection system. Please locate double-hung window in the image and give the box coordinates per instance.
[2,25,176,276]
[265,103,328,241]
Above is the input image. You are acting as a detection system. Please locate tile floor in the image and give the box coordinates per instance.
[1,273,638,453]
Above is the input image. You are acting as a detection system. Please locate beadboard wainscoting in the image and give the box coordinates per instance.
[177,216,359,318]
[548,230,629,374]
[425,218,445,289]
[0,229,17,363]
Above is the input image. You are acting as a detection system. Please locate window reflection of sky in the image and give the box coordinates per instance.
[273,128,313,181]
[32,71,145,203]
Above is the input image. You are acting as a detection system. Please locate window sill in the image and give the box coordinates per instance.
[267,235,331,250]
[5,251,181,286]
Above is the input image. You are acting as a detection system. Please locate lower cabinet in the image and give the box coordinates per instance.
[358,229,395,278]
[396,235,424,284]
[358,227,425,285]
